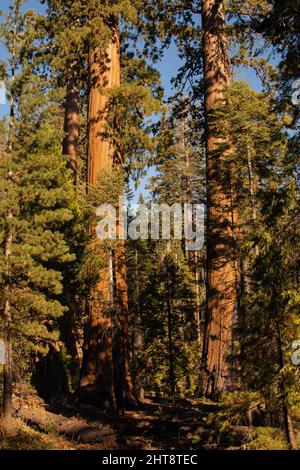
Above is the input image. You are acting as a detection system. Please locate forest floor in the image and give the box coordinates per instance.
[1,395,270,450]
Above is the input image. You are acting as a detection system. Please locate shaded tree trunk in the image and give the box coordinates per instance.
[59,290,80,374]
[60,66,81,383]
[113,238,136,411]
[166,271,175,408]
[79,243,116,409]
[194,252,202,354]
[201,0,237,397]
[63,67,80,185]
[132,249,144,401]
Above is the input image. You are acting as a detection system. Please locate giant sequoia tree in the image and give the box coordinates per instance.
[37,0,161,411]
[77,1,161,410]
[139,0,241,395]
[79,12,132,410]
[200,0,237,396]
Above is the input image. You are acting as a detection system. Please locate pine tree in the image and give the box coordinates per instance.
[41,0,90,184]
[0,0,36,431]
[0,0,80,426]
[149,97,206,387]
[224,81,299,449]
[139,250,198,402]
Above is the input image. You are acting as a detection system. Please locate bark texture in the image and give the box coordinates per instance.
[79,23,135,410]
[201,0,237,396]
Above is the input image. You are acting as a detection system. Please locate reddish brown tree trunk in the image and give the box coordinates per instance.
[201,0,237,396]
[79,23,135,410]
[113,239,136,411]
[79,258,116,409]
[86,33,120,187]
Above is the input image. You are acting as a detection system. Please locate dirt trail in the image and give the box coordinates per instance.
[13,397,250,450]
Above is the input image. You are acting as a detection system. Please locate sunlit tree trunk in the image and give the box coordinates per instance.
[201,0,237,396]
[79,22,134,410]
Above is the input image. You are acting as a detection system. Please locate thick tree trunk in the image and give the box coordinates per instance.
[201,0,237,397]
[194,252,202,354]
[59,291,80,374]
[79,242,116,409]
[86,32,120,186]
[79,23,134,410]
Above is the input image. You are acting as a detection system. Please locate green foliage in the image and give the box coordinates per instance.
[205,392,289,449]
[223,81,300,430]
[248,427,288,450]
[0,1,298,449]
[151,95,205,206]
[137,252,198,397]
[0,147,76,372]
[0,0,81,386]
[110,54,163,177]
[206,391,260,432]
[41,1,164,182]
[2,418,73,449]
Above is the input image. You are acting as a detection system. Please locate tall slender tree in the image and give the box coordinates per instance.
[42,0,88,184]
[1,0,26,432]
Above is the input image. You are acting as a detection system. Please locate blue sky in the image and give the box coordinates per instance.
[0,0,183,116]
[0,0,266,201]
[0,0,45,116]
[0,0,267,201]
[0,0,264,116]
